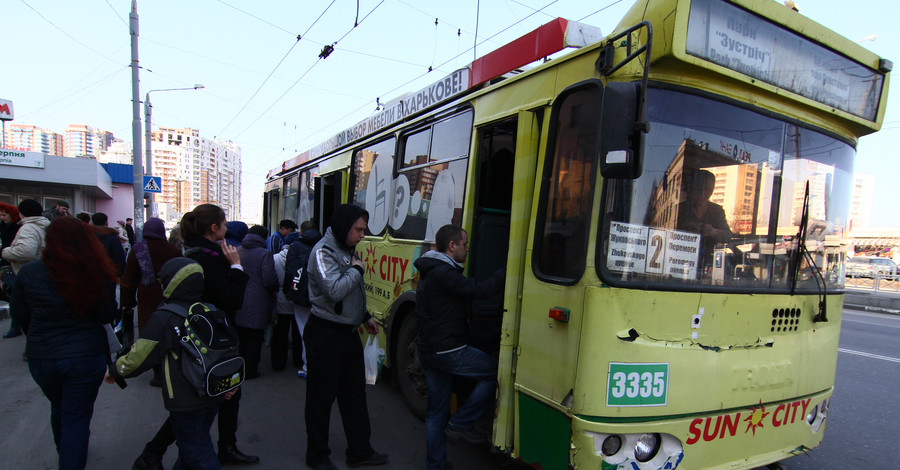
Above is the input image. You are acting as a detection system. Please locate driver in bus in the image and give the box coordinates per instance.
[677,169,732,271]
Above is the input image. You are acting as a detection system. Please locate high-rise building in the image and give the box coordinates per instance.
[97,140,134,165]
[65,124,115,158]
[850,173,876,229]
[3,124,65,155]
[149,127,241,221]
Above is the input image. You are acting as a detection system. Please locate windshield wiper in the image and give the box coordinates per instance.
[791,182,827,322]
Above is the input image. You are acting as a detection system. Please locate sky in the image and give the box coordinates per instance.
[3,0,898,226]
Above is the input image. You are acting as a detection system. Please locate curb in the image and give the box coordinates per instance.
[843,303,900,316]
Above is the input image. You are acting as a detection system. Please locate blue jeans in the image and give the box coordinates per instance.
[170,405,222,470]
[419,346,498,470]
[28,354,107,470]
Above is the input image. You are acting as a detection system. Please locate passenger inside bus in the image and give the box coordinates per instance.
[676,169,732,271]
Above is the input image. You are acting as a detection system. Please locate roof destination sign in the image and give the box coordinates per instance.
[685,0,883,121]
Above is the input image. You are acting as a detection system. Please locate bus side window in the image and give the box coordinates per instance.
[534,82,602,283]
[393,110,473,240]
[349,138,397,236]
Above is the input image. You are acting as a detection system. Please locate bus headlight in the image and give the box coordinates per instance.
[805,399,828,433]
[634,433,660,462]
[601,435,622,456]
[585,431,683,469]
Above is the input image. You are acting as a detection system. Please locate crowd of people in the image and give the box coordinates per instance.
[0,199,504,470]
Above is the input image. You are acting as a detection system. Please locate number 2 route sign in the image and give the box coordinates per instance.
[143,175,162,193]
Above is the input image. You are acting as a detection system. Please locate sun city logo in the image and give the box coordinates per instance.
[364,245,378,278]
[361,245,410,283]
[685,399,811,445]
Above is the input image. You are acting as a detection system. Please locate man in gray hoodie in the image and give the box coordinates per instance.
[303,204,387,470]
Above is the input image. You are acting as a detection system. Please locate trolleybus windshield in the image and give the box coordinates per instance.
[599,88,853,292]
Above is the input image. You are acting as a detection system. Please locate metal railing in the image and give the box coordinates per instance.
[845,272,900,292]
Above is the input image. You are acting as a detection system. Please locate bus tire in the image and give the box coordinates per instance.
[394,315,427,419]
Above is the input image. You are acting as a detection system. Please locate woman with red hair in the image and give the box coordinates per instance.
[10,217,119,470]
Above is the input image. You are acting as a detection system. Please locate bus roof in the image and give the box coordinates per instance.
[267,17,602,180]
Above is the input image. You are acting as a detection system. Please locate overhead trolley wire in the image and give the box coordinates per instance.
[216,0,337,137]
[20,0,125,64]
[226,0,386,142]
[268,0,566,169]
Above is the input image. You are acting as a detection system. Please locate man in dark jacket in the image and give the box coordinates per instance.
[414,224,505,470]
[106,257,237,470]
[90,212,126,276]
[304,204,387,470]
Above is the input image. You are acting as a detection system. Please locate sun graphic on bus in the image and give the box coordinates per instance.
[365,245,378,277]
[744,404,769,436]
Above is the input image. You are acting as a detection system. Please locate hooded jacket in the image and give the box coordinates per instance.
[90,225,127,275]
[308,206,369,327]
[235,233,278,329]
[414,250,505,354]
[224,221,249,248]
[1,215,50,274]
[109,258,225,412]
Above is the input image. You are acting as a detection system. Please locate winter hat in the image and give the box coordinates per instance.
[160,257,205,302]
[224,221,249,247]
[143,217,167,240]
[18,199,43,217]
[284,231,301,246]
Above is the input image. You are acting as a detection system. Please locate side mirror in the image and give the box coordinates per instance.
[599,81,645,179]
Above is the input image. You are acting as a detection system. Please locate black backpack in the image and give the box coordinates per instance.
[158,302,245,397]
[284,242,313,307]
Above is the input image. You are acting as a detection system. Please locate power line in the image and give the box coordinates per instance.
[214,0,295,36]
[226,0,387,141]
[270,0,569,168]
[217,0,338,137]
[578,0,625,22]
[20,0,124,64]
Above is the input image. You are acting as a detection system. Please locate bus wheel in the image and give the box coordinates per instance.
[395,316,427,419]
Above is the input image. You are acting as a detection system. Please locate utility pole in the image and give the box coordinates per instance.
[130,0,144,241]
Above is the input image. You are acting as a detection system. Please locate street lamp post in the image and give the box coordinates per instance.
[144,84,204,219]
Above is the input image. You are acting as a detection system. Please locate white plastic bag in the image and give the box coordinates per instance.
[363,335,385,385]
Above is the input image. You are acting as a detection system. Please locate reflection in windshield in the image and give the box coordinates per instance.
[600,89,853,292]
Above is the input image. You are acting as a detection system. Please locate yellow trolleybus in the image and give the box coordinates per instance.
[264,0,891,468]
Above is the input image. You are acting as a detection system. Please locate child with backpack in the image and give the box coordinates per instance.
[105,257,243,470]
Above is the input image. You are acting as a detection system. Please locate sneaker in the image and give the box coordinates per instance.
[445,424,488,445]
[132,451,163,470]
[307,459,338,470]
[346,450,388,467]
[297,369,307,379]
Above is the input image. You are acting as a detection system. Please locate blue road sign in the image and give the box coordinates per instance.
[143,175,162,193]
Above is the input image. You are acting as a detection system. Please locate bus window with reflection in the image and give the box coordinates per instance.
[599,88,853,292]
[350,138,396,236]
[535,84,601,282]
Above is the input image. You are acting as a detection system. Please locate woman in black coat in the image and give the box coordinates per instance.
[10,217,119,470]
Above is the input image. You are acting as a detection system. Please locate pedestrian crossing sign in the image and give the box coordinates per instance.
[143,175,162,193]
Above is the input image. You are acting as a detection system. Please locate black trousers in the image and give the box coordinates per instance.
[236,326,265,377]
[271,313,302,371]
[145,387,241,453]
[304,316,374,465]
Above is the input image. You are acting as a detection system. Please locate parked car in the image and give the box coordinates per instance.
[845,256,898,277]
